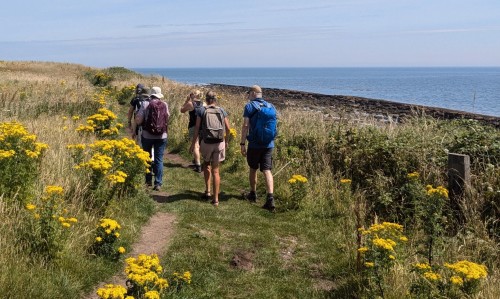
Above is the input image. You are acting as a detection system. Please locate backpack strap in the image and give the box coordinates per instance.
[249,99,267,119]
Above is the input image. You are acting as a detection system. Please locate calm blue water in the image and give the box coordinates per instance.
[133,67,500,117]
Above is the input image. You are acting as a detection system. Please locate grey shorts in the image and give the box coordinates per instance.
[188,126,196,139]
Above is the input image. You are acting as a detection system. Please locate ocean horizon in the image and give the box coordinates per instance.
[133,67,500,117]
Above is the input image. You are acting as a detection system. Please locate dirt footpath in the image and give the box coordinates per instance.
[84,212,176,299]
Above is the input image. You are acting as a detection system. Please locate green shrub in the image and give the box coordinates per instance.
[23,186,78,262]
[0,121,49,200]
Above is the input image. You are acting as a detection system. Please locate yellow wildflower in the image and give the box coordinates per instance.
[423,271,441,281]
[444,260,488,280]
[144,290,160,299]
[25,203,36,210]
[357,247,369,254]
[414,263,432,271]
[288,174,308,184]
[407,172,419,180]
[45,185,64,195]
[450,275,464,286]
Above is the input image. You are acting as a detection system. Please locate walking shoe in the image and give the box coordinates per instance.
[262,196,275,212]
[201,191,211,200]
[193,165,202,173]
[153,185,161,191]
[246,191,257,203]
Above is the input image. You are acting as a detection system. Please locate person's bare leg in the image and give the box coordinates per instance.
[203,162,211,195]
[212,161,220,205]
[263,170,274,194]
[194,140,201,165]
[249,168,258,192]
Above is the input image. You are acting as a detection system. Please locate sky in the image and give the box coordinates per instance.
[1,0,500,68]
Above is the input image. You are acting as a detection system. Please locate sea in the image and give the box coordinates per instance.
[133,67,500,117]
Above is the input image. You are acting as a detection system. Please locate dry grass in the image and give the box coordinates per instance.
[0,61,498,298]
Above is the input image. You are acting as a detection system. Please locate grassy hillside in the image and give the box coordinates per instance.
[0,61,498,299]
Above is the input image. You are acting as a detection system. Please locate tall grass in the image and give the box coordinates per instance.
[0,61,498,298]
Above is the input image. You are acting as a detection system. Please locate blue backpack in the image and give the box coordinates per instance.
[247,100,277,145]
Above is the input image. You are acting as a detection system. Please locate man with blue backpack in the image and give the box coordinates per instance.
[240,85,278,211]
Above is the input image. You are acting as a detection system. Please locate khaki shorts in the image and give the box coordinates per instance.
[200,140,225,163]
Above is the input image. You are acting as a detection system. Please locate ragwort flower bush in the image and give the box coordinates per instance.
[0,121,49,199]
[358,221,408,298]
[23,185,78,261]
[282,174,308,210]
[75,89,123,138]
[70,138,150,206]
[125,254,169,298]
[410,260,488,298]
[90,218,126,260]
[96,284,131,299]
[422,184,449,264]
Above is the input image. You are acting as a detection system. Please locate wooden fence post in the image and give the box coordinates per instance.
[448,153,470,225]
[448,153,471,198]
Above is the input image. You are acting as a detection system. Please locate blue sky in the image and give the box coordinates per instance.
[1,0,500,68]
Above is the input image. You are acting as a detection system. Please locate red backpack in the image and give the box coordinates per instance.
[143,99,168,135]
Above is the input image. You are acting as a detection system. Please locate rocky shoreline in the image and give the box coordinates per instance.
[209,83,500,128]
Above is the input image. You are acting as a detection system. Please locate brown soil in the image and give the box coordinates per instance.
[84,212,177,299]
[84,151,189,299]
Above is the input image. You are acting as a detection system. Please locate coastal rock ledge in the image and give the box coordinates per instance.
[209,84,499,128]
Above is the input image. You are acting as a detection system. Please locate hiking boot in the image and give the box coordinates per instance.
[246,191,257,203]
[201,191,211,200]
[193,165,202,173]
[262,196,275,212]
[153,185,161,191]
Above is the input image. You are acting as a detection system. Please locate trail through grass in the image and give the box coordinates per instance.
[151,150,359,298]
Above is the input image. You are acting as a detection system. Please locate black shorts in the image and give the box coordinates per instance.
[246,147,273,171]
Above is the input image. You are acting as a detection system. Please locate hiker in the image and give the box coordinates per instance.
[180,89,204,173]
[190,91,231,206]
[135,86,170,191]
[127,84,150,145]
[240,85,278,211]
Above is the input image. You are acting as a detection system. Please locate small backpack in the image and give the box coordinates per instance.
[201,106,225,144]
[247,100,277,145]
[143,99,168,135]
[134,95,149,113]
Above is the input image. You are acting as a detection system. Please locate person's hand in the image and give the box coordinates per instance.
[240,144,247,157]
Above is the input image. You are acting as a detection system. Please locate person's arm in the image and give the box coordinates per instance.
[240,117,249,156]
[127,106,134,128]
[224,117,231,144]
[180,96,194,113]
[165,102,170,134]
